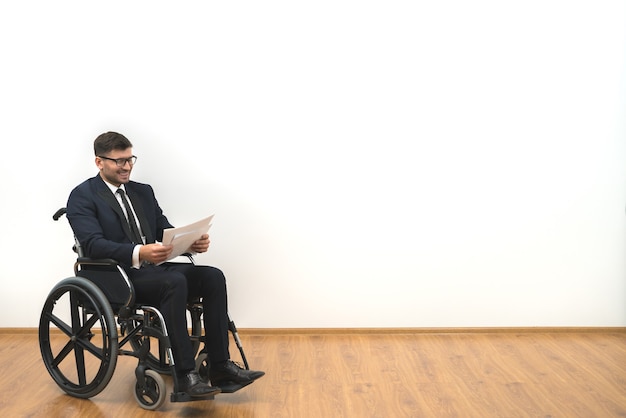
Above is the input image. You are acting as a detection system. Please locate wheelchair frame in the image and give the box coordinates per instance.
[39,208,252,410]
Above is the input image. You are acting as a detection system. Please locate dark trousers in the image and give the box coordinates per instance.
[128,263,230,373]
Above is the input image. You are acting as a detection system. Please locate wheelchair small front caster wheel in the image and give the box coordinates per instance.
[134,369,166,410]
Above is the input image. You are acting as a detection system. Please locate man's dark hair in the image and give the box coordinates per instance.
[94,131,133,156]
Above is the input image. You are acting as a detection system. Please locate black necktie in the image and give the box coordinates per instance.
[116,188,143,244]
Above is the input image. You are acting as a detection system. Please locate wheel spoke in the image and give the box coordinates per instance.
[70,290,87,385]
[75,335,107,360]
[74,343,87,386]
[77,312,101,337]
[46,312,73,337]
[51,339,75,367]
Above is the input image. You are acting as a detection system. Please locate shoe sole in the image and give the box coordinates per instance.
[213,379,254,394]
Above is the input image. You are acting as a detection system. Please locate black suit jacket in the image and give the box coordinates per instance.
[66,174,173,269]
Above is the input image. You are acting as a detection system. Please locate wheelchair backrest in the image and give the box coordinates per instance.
[55,207,135,312]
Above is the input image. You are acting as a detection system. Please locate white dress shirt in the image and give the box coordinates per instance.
[102,180,144,268]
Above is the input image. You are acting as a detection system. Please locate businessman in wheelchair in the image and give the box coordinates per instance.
[63,131,264,399]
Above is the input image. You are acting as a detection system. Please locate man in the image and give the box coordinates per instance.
[66,131,264,398]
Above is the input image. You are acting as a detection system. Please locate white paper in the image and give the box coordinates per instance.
[159,215,214,264]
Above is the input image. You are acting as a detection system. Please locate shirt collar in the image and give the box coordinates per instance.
[103,179,126,195]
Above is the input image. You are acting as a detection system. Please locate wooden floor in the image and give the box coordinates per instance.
[1,329,625,417]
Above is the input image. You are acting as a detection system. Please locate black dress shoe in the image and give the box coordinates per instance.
[179,371,221,397]
[209,360,265,385]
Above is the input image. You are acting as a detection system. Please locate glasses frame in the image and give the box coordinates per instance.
[98,155,138,167]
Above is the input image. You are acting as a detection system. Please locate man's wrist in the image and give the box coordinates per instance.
[131,244,142,269]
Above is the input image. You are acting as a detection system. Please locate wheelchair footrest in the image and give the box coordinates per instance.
[170,391,216,403]
[215,379,254,394]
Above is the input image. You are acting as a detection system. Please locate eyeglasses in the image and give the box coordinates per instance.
[98,155,138,167]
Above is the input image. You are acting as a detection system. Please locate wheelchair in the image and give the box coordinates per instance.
[39,208,254,410]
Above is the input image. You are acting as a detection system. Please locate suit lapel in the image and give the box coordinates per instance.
[96,184,135,243]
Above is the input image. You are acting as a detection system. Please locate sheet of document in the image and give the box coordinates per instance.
[159,215,214,264]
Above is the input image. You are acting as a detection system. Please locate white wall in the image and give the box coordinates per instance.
[1,1,624,328]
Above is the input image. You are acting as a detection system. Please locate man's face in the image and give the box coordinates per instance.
[96,148,135,187]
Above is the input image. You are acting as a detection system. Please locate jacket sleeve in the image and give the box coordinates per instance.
[66,182,135,267]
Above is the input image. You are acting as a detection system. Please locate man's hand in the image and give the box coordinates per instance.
[190,234,210,254]
[139,243,174,265]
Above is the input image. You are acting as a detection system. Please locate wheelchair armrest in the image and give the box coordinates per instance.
[74,257,135,311]
[182,253,195,263]
[76,257,121,267]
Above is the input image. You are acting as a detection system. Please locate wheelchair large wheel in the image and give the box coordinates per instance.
[39,277,118,399]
